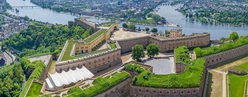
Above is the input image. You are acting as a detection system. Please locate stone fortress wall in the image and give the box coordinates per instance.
[55,45,122,74]
[96,77,132,97]
[129,86,200,97]
[203,44,248,67]
[116,31,210,54]
[53,21,248,96]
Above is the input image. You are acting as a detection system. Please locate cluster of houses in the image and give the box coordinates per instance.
[37,0,161,18]
[184,0,248,13]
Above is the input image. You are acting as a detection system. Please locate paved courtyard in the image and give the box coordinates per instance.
[110,28,149,41]
[142,57,175,74]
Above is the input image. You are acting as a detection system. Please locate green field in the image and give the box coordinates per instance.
[237,62,248,69]
[229,74,248,97]
[85,29,107,43]
[61,41,77,61]
[19,79,33,97]
[109,43,117,49]
[26,82,42,97]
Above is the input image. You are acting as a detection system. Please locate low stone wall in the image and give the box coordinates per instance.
[130,85,200,97]
[96,77,132,97]
[175,63,186,73]
[204,44,248,67]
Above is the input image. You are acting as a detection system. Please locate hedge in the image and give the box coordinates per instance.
[194,37,248,57]
[174,46,190,64]
[124,63,145,73]
[68,72,130,97]
[28,61,46,79]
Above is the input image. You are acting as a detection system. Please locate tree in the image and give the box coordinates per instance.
[122,23,128,29]
[151,28,158,33]
[128,24,136,31]
[152,14,161,22]
[146,43,159,58]
[131,44,145,61]
[189,13,193,18]
[165,30,170,36]
[229,31,239,41]
[145,27,149,32]
[147,13,152,18]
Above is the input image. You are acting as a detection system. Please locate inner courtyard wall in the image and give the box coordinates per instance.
[55,49,121,74]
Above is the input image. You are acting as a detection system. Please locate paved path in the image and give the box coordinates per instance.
[211,69,227,97]
[208,56,248,97]
[3,52,12,65]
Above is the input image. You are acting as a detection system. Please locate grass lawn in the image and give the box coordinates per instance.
[61,41,77,61]
[19,79,33,97]
[68,72,130,97]
[26,82,42,97]
[49,61,56,73]
[109,43,116,49]
[85,29,107,43]
[102,23,113,27]
[229,74,248,97]
[237,62,248,69]
[74,49,107,59]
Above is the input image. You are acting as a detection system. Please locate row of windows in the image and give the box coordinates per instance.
[134,89,197,94]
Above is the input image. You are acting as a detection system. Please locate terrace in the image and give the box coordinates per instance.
[132,46,206,88]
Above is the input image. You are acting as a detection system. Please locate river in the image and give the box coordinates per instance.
[6,0,248,39]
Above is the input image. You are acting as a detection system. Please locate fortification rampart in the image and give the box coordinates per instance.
[130,85,200,97]
[96,77,132,97]
[203,44,248,67]
[116,32,210,53]
[55,48,121,74]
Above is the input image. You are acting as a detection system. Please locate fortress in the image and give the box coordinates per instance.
[40,18,218,97]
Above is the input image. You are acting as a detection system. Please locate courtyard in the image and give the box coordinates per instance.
[110,28,149,41]
[142,57,175,74]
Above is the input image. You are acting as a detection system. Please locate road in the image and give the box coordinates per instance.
[3,52,12,65]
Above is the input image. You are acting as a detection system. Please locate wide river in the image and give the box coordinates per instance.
[6,0,248,39]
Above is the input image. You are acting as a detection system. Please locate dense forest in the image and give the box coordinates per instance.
[180,8,248,26]
[2,23,87,57]
[0,57,45,97]
[0,63,24,97]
